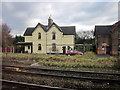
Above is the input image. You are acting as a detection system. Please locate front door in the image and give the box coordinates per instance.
[106,46,110,54]
[62,46,66,54]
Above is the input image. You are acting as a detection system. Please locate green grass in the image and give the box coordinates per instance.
[2,52,120,69]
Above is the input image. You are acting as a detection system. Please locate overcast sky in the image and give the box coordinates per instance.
[2,1,118,36]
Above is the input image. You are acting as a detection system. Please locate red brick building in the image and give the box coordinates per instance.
[94,21,120,56]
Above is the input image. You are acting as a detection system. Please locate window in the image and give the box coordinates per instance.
[52,43,56,51]
[52,32,56,40]
[28,46,30,49]
[38,44,42,50]
[38,33,41,39]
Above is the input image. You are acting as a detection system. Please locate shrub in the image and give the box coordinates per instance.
[81,51,96,59]
[113,57,120,69]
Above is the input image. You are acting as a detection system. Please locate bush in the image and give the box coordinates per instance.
[82,51,96,59]
[114,57,120,69]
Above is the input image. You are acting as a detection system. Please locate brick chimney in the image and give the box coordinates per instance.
[48,17,53,26]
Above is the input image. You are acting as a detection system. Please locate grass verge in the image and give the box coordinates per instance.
[2,52,120,69]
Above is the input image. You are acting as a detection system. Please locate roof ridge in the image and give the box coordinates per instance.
[24,22,76,36]
[60,26,75,27]
[95,25,112,26]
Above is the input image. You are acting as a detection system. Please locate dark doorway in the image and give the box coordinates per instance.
[62,46,66,54]
[106,46,110,54]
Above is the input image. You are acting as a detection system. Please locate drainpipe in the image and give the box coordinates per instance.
[118,28,120,56]
[46,32,47,54]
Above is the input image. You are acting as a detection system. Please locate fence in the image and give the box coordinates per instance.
[2,47,14,53]
[75,44,93,52]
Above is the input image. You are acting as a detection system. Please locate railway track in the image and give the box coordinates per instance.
[2,64,120,75]
[2,65,120,84]
[2,79,70,90]
[2,64,120,79]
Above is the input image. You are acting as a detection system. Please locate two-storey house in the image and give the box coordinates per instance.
[18,17,76,54]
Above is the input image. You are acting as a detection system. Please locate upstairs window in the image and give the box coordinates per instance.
[52,32,56,40]
[38,44,42,50]
[38,33,41,39]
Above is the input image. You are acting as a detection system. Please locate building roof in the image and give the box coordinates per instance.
[23,22,76,36]
[61,26,76,35]
[111,20,120,32]
[94,20,120,36]
[24,28,34,36]
[47,22,63,32]
[94,25,112,35]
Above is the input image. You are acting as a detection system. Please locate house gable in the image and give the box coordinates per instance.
[47,22,62,32]
[32,24,46,39]
[32,23,47,33]
[23,23,47,36]
[32,23,47,54]
[47,24,63,43]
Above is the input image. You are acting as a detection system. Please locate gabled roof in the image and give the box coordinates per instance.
[111,20,120,32]
[94,21,120,36]
[24,22,76,36]
[24,27,34,36]
[34,23,48,32]
[47,22,62,32]
[94,25,112,36]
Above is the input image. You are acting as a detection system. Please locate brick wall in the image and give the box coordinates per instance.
[96,35,110,54]
[111,27,120,55]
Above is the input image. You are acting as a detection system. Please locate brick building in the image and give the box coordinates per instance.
[94,21,120,55]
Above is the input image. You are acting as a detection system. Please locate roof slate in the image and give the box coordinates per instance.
[94,25,113,35]
[94,20,120,35]
[61,26,76,35]
[23,22,76,36]
[47,22,63,32]
[23,28,34,36]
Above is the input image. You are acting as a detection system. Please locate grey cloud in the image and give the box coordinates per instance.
[2,2,118,36]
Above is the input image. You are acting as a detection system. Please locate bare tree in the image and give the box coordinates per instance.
[77,30,94,39]
[0,28,2,47]
[2,23,13,47]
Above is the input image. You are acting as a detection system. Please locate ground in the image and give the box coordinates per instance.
[2,52,120,73]
[2,52,120,89]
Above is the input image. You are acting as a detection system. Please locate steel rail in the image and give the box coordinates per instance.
[1,79,71,90]
[3,69,120,83]
[2,64,120,76]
